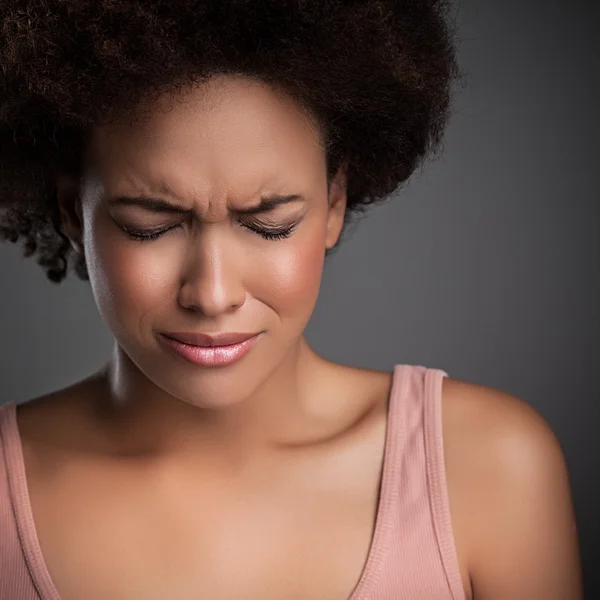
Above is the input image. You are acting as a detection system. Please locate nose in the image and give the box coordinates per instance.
[177,231,246,317]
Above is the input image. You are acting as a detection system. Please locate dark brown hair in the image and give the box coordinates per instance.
[0,0,462,282]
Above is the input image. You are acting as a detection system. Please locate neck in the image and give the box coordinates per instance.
[92,336,333,464]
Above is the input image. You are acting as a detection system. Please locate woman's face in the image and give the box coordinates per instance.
[58,75,347,409]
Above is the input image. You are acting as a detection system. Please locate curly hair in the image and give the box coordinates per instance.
[0,0,461,283]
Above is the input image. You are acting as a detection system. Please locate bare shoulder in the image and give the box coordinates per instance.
[440,377,583,600]
[440,376,562,456]
[14,370,109,469]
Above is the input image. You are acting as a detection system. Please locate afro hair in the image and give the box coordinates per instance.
[0,0,461,282]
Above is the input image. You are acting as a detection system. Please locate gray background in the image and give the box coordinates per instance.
[1,0,598,595]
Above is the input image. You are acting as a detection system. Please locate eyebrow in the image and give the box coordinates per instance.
[108,193,305,215]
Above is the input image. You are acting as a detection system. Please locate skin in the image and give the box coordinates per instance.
[59,74,349,458]
[13,74,582,599]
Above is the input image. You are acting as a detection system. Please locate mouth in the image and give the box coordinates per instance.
[161,331,260,347]
[158,331,262,367]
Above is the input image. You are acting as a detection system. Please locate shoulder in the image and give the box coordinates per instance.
[440,376,561,461]
[440,376,583,600]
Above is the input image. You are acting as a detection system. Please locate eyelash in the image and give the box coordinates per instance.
[121,222,297,243]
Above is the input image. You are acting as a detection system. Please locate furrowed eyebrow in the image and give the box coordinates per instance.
[108,193,305,215]
[108,196,189,214]
[235,194,304,215]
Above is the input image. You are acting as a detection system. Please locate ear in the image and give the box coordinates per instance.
[325,161,348,249]
[55,172,84,255]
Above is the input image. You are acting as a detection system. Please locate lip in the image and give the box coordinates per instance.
[162,331,259,347]
[159,332,261,367]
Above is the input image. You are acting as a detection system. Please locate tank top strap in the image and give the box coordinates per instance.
[0,401,50,600]
[421,366,465,599]
[364,364,465,600]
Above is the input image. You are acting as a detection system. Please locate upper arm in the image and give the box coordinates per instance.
[442,379,583,600]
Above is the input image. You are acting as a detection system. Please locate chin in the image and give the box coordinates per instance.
[140,354,269,407]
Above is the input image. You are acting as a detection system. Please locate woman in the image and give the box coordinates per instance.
[0,1,583,599]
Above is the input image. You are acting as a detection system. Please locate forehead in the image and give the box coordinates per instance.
[83,75,326,202]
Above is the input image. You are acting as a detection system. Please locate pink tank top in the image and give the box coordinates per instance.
[0,364,465,600]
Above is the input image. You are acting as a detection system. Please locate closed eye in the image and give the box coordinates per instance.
[119,220,299,242]
[240,221,298,240]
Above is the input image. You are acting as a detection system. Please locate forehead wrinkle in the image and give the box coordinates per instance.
[123,174,288,223]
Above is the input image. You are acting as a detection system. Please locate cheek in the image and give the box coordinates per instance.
[84,206,327,334]
[85,218,178,335]
[256,231,325,318]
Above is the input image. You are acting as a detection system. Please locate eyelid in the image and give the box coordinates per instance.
[241,215,287,226]
[120,222,177,238]
[113,210,302,237]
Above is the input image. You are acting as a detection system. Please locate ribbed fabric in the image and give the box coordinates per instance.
[346,365,465,600]
[0,364,465,600]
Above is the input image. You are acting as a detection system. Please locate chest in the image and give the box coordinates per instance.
[25,452,383,600]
